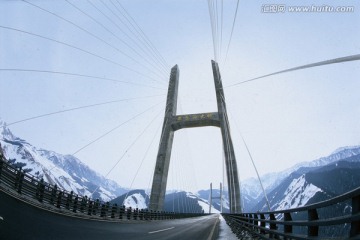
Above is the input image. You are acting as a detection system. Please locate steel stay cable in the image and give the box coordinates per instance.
[226,53,360,87]
[174,138,185,212]
[91,103,165,196]
[72,100,164,155]
[179,109,199,212]
[121,109,163,206]
[174,105,189,213]
[208,0,218,61]
[241,134,271,211]
[113,0,170,70]
[109,0,169,74]
[171,154,175,212]
[220,92,238,211]
[0,25,164,85]
[104,0,169,77]
[175,149,186,213]
[223,111,237,211]
[85,0,167,83]
[6,94,165,127]
[146,162,155,203]
[121,100,170,203]
[214,0,219,61]
[224,0,240,63]
[64,0,168,79]
[227,108,271,211]
[219,0,224,59]
[45,102,162,176]
[213,0,219,61]
[99,0,169,79]
[23,0,167,81]
[0,68,166,90]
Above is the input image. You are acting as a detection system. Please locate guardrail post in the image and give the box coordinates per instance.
[269,213,278,239]
[127,207,132,220]
[87,200,93,215]
[0,159,3,182]
[249,214,254,229]
[14,168,20,189]
[50,184,57,205]
[111,204,117,218]
[93,199,99,216]
[80,196,87,213]
[105,202,110,218]
[73,195,79,213]
[260,214,266,234]
[145,209,149,220]
[150,210,153,220]
[36,178,45,202]
[15,168,25,194]
[308,209,319,237]
[100,203,106,217]
[350,195,360,237]
[254,214,259,232]
[66,191,73,210]
[140,209,144,220]
[133,208,138,220]
[56,191,63,208]
[284,212,292,238]
[119,205,125,219]
[14,168,22,191]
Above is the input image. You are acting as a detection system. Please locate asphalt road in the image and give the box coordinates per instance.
[0,190,219,240]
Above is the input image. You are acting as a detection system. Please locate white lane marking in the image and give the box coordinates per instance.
[0,216,3,221]
[148,227,175,234]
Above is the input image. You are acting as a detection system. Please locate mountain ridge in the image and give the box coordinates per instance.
[1,119,359,215]
[241,145,360,212]
[0,120,127,201]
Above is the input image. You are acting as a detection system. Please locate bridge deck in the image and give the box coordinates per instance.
[0,188,221,240]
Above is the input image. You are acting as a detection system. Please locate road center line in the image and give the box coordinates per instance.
[148,227,175,234]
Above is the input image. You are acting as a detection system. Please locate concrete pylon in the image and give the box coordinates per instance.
[149,60,241,213]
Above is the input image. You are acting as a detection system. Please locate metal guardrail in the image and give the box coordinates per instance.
[0,159,205,220]
[222,187,360,239]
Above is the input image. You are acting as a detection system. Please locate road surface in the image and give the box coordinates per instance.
[0,189,219,240]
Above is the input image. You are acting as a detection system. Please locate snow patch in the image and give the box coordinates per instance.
[197,200,220,213]
[123,193,147,209]
[0,123,125,202]
[275,175,322,210]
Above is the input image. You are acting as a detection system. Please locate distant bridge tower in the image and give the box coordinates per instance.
[149,60,241,213]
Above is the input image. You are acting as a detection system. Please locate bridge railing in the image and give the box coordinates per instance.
[0,159,205,220]
[222,187,360,239]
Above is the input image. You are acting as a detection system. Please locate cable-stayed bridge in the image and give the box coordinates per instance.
[1,60,359,239]
[0,1,360,239]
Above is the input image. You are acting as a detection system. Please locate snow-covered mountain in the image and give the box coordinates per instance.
[164,191,219,213]
[252,155,360,212]
[241,145,360,212]
[109,145,360,213]
[197,189,230,213]
[110,189,150,209]
[0,120,127,202]
[2,117,358,216]
[110,189,221,214]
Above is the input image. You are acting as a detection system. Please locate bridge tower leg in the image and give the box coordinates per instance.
[148,65,179,211]
[149,61,241,213]
[211,60,241,213]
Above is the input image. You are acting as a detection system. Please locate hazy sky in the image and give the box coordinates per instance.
[0,0,359,193]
